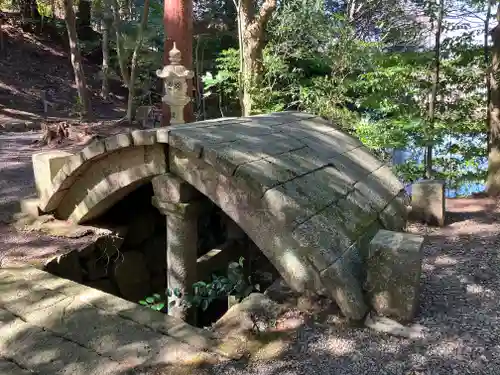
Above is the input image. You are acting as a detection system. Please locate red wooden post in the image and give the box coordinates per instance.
[162,0,194,126]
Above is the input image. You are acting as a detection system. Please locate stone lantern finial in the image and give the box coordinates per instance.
[169,42,182,64]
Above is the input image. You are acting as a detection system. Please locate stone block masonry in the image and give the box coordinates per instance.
[0,266,232,375]
[152,173,209,323]
[32,150,73,202]
[366,229,425,322]
[411,179,446,226]
[30,111,412,321]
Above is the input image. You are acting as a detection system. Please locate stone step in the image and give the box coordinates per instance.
[0,266,233,374]
[0,308,121,375]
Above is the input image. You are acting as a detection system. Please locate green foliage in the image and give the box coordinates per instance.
[202,48,240,115]
[139,257,260,313]
[42,0,486,190]
[36,0,53,18]
[198,0,487,189]
[139,293,165,311]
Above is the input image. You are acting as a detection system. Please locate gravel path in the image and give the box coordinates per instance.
[0,131,39,223]
[208,204,500,375]
[0,133,499,374]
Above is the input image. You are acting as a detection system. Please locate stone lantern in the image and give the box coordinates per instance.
[156,43,194,125]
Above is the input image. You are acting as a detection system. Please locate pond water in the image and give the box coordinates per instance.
[393,148,486,198]
[404,181,485,198]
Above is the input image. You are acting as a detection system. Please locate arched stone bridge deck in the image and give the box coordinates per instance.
[35,111,409,320]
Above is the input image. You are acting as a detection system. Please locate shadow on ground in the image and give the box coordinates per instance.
[2,211,500,374]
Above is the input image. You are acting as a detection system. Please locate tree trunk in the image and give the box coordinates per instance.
[346,0,364,22]
[425,0,444,179]
[237,0,277,116]
[126,0,150,122]
[163,0,194,125]
[486,0,494,155]
[486,4,500,195]
[20,0,40,31]
[232,0,245,113]
[101,14,111,100]
[20,0,40,20]
[63,0,92,119]
[111,0,130,87]
[241,36,263,116]
[77,0,92,40]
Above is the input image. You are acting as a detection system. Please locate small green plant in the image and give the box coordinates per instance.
[71,96,83,118]
[139,257,260,313]
[139,293,166,312]
[187,257,260,311]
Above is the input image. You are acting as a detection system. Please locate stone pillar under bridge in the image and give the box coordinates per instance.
[151,173,205,323]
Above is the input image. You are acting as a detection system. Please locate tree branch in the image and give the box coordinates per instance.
[254,0,277,31]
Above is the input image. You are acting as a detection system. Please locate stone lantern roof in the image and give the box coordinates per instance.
[156,43,194,80]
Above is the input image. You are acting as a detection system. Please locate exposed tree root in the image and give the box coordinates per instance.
[35,121,97,147]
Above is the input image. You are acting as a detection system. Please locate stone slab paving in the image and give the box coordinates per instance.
[0,266,226,375]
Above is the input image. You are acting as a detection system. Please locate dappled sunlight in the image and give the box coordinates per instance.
[464,283,496,298]
[317,336,356,356]
[7,111,500,373]
[427,339,465,357]
[33,112,409,322]
[0,266,224,374]
[432,255,458,266]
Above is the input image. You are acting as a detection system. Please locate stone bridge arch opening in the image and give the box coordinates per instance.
[84,177,278,327]
[33,112,410,324]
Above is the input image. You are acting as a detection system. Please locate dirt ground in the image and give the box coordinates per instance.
[0,22,126,126]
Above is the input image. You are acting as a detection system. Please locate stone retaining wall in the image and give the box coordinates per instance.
[44,202,167,303]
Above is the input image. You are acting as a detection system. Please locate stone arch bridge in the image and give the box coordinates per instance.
[32,111,409,321]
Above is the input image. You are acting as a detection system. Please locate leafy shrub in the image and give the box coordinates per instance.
[139,257,260,313]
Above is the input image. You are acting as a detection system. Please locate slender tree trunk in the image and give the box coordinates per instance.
[232,0,245,113]
[50,0,55,23]
[126,0,150,122]
[425,0,444,179]
[486,0,494,155]
[346,0,364,22]
[101,14,111,100]
[237,0,277,116]
[486,4,500,195]
[63,0,92,118]
[0,17,4,57]
[30,0,40,20]
[77,0,92,40]
[20,0,40,31]
[111,0,130,87]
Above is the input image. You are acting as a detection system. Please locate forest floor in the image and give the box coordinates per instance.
[0,21,127,125]
[1,18,500,375]
[0,21,149,150]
